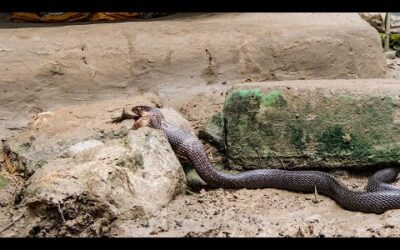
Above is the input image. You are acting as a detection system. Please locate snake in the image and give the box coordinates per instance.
[115,105,400,214]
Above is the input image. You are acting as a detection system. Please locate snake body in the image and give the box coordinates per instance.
[131,106,400,214]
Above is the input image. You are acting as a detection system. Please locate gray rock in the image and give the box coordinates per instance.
[359,13,385,32]
[385,50,397,59]
[160,107,195,135]
[200,112,225,150]
[23,127,186,236]
[60,139,104,158]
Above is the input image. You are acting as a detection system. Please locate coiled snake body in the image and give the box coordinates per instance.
[118,106,400,214]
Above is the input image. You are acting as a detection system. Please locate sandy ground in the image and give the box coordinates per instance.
[111,171,400,237]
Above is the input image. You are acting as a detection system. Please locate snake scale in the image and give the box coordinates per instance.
[115,105,400,214]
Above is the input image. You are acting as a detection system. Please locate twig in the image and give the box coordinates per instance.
[57,202,66,223]
[279,159,286,169]
[385,13,391,52]
[185,189,196,195]
[255,149,262,168]
[313,185,320,204]
[0,212,24,234]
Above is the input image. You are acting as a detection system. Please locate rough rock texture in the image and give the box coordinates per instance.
[0,96,199,236]
[160,107,195,135]
[199,112,225,150]
[22,127,185,237]
[60,139,104,158]
[3,94,161,175]
[359,13,385,32]
[223,79,400,170]
[0,13,386,139]
[0,95,194,235]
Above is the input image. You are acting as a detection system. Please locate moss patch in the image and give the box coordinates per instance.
[225,89,288,111]
[210,112,223,128]
[224,86,400,169]
[317,125,372,157]
[261,90,287,107]
[287,124,306,152]
[0,175,8,189]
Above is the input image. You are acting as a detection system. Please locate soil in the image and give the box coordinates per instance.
[111,171,400,237]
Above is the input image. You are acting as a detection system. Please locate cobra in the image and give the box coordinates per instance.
[114,105,400,214]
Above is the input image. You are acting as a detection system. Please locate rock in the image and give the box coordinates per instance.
[184,168,207,189]
[385,50,397,59]
[160,107,195,135]
[199,112,225,150]
[60,140,103,158]
[23,127,186,236]
[0,13,387,136]
[5,94,162,174]
[359,13,385,32]
[124,127,186,212]
[360,13,400,34]
[223,79,400,170]
[391,13,400,34]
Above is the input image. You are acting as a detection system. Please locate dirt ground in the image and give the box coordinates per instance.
[111,171,400,237]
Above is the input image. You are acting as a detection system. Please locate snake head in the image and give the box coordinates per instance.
[132,105,164,129]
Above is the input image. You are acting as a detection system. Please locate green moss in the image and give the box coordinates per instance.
[373,146,400,162]
[287,124,306,152]
[338,95,357,105]
[261,90,287,107]
[317,125,372,157]
[380,32,400,51]
[224,86,400,168]
[225,89,262,114]
[0,176,8,189]
[210,112,223,128]
[225,89,263,105]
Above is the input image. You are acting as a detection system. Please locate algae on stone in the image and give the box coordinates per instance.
[223,85,400,170]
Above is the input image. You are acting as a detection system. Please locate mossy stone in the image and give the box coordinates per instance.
[223,84,400,169]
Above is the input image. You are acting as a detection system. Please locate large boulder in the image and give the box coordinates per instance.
[222,79,400,170]
[0,97,193,236]
[3,94,161,175]
[23,128,186,237]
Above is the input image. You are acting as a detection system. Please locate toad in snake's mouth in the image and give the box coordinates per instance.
[131,105,153,129]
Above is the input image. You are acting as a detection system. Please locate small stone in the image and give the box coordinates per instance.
[383,224,395,229]
[61,140,104,158]
[385,50,397,59]
[342,133,352,144]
